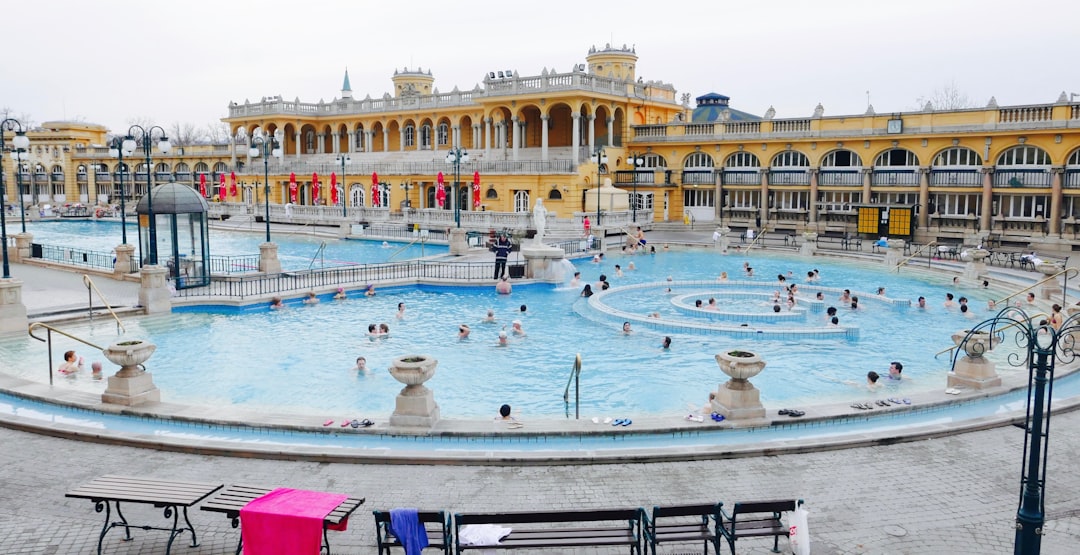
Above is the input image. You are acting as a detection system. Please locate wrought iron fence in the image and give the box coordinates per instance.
[33,243,116,271]
[208,254,262,274]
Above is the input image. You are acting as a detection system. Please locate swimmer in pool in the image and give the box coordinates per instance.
[333,287,347,300]
[482,309,497,323]
[497,330,509,346]
[458,324,471,339]
[511,320,526,336]
[58,350,83,374]
[396,302,406,319]
[354,357,369,372]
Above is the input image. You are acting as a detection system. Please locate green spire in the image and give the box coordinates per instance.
[342,68,352,92]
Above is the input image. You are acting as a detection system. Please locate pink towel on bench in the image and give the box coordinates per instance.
[240,488,348,555]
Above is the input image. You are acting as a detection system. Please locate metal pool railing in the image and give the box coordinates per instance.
[33,243,118,272]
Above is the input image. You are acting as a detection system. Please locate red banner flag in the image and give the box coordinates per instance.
[229,172,237,198]
[312,172,320,203]
[289,172,298,204]
[199,173,206,197]
[371,172,380,207]
[219,173,226,200]
[330,173,338,205]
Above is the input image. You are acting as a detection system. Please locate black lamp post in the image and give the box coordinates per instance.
[9,130,29,233]
[628,151,645,223]
[126,125,170,265]
[249,131,283,243]
[952,305,1074,555]
[1,118,30,279]
[445,147,469,227]
[594,147,607,226]
[107,138,132,244]
[336,154,350,218]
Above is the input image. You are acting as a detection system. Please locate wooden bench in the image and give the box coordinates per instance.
[717,499,800,554]
[65,474,223,555]
[373,509,452,554]
[454,508,642,553]
[200,484,365,555]
[642,502,722,555]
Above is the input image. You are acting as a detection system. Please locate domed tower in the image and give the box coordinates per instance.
[585,44,638,81]
[391,67,435,97]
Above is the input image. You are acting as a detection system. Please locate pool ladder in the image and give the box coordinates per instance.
[563,353,582,419]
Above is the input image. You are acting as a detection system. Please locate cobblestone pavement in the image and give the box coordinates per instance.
[2,409,1079,554]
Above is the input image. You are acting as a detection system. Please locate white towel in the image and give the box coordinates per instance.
[459,523,512,555]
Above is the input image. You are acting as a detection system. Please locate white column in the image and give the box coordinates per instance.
[607,117,614,148]
[347,131,354,153]
[485,117,492,156]
[294,132,301,160]
[399,128,405,152]
[383,129,389,152]
[366,130,374,153]
[473,124,480,151]
[230,137,237,166]
[540,115,549,161]
[588,114,596,152]
[512,116,520,161]
[571,113,581,165]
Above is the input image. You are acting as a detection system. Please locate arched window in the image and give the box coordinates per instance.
[933,147,982,167]
[930,147,982,186]
[1068,148,1080,167]
[641,154,667,168]
[213,162,229,173]
[194,162,210,174]
[770,151,810,185]
[874,149,919,167]
[724,152,760,168]
[995,145,1051,187]
[437,123,449,146]
[351,185,365,208]
[420,125,432,149]
[77,165,87,176]
[485,187,499,199]
[997,145,1050,166]
[683,152,714,169]
[175,162,190,174]
[770,151,810,168]
[404,125,415,147]
[820,150,862,167]
[548,188,563,200]
[513,190,530,212]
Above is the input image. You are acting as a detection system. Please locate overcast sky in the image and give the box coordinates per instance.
[3,0,1076,134]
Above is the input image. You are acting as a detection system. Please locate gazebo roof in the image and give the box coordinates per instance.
[136,182,208,214]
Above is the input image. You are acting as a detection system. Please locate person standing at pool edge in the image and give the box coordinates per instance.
[492,233,512,280]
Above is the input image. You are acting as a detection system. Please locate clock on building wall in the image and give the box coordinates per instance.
[887,119,903,134]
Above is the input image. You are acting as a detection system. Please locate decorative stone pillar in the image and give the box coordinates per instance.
[0,278,28,336]
[800,231,818,257]
[388,354,440,428]
[947,330,1001,390]
[1036,262,1064,300]
[138,265,172,314]
[259,242,282,274]
[13,232,32,263]
[521,243,566,282]
[712,350,767,421]
[113,243,135,276]
[101,339,161,406]
[449,228,469,256]
[883,238,906,267]
[961,247,990,281]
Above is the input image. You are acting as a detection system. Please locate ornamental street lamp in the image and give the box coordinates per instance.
[1,118,30,279]
[126,125,170,265]
[628,151,645,223]
[11,140,29,233]
[445,147,469,227]
[108,137,135,244]
[593,147,607,226]
[336,154,351,218]
[249,130,284,242]
[400,180,413,209]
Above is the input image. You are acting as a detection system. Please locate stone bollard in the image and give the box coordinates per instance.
[712,350,767,421]
[101,339,161,406]
[800,232,818,257]
[113,244,135,276]
[883,239,906,268]
[449,228,469,256]
[0,278,28,336]
[138,265,172,314]
[258,242,282,274]
[947,330,1001,390]
[388,354,441,428]
[13,232,32,263]
[1036,263,1064,300]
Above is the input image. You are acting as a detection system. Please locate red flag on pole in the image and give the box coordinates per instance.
[199,173,206,197]
[312,172,320,204]
[289,172,298,203]
[330,173,338,205]
[472,171,481,208]
[229,172,237,198]
[436,172,446,208]
[219,173,226,200]
[371,172,380,207]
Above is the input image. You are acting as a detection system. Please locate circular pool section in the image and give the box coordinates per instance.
[0,249,1012,418]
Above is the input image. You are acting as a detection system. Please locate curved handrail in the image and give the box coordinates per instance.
[82,274,126,334]
[894,241,937,272]
[995,267,1079,306]
[563,353,582,420]
[744,228,766,251]
[307,241,327,270]
[386,236,424,261]
[28,322,107,385]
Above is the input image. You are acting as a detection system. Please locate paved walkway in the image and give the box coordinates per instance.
[4,241,1080,553]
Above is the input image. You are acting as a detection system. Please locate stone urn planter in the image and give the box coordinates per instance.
[388,355,441,427]
[948,330,1001,390]
[101,339,161,406]
[712,350,767,421]
[951,329,995,358]
[1036,262,1063,276]
[967,248,990,262]
[102,339,157,378]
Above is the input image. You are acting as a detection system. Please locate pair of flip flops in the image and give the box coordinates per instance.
[777,409,805,417]
[684,414,705,422]
[710,412,726,422]
[324,418,374,428]
[888,397,913,405]
[612,418,633,426]
[851,403,875,410]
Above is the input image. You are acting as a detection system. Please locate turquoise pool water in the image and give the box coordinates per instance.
[23,219,447,270]
[0,247,1015,419]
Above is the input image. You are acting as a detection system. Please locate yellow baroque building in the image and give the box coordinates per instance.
[5,44,1080,253]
